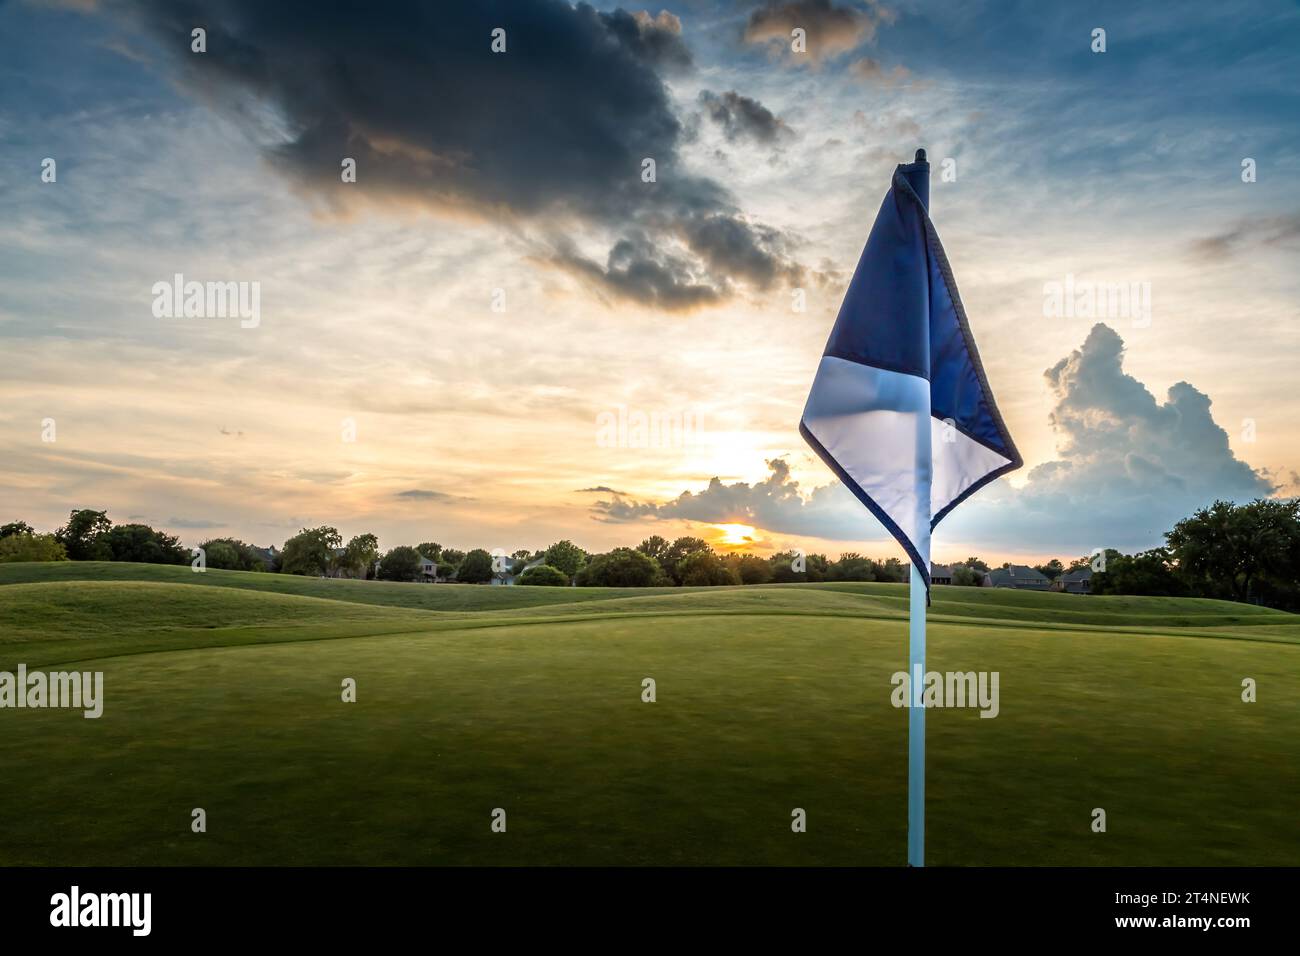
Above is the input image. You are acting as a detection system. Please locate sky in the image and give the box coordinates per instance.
[1,0,1298,565]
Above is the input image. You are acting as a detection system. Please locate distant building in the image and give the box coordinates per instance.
[418,554,439,582]
[1055,566,1093,594]
[930,563,954,585]
[983,565,1052,590]
[491,556,545,586]
[249,545,279,571]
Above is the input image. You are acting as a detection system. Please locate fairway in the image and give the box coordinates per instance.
[2,562,1298,866]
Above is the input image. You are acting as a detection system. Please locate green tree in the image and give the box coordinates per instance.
[543,540,587,582]
[458,548,494,584]
[0,533,67,563]
[56,509,112,560]
[676,549,740,587]
[517,564,570,586]
[875,557,907,583]
[829,552,875,582]
[102,523,189,564]
[1166,499,1300,605]
[440,548,466,566]
[662,536,713,585]
[963,556,990,573]
[203,541,242,570]
[577,548,664,587]
[338,533,380,579]
[416,542,442,560]
[1091,548,1186,597]
[951,564,983,586]
[198,537,266,572]
[735,553,773,585]
[636,535,671,566]
[1,521,35,539]
[281,526,342,576]
[1034,558,1065,581]
[378,545,422,582]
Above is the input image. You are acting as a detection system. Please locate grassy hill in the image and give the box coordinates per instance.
[1,561,1296,865]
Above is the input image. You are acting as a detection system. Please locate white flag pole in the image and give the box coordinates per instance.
[908,560,927,866]
[908,146,931,868]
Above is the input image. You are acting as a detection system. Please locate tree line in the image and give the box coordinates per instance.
[1,498,1296,609]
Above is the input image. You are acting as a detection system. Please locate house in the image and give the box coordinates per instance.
[491,556,545,586]
[983,565,1052,590]
[930,563,953,585]
[1055,566,1093,594]
[418,554,439,582]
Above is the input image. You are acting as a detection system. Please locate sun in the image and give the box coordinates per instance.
[713,523,757,547]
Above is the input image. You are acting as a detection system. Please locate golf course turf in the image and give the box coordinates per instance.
[1,562,1297,866]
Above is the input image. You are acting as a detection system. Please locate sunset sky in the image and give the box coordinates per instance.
[2,0,1298,565]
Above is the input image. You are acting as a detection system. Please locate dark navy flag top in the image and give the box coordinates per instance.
[800,153,1022,590]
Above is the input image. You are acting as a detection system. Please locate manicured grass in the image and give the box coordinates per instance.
[0,562,1296,865]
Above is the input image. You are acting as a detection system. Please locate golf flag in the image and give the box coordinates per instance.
[799,152,1022,588]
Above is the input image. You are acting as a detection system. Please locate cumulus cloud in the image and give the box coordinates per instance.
[591,457,870,539]
[743,0,894,63]
[593,324,1274,553]
[103,0,801,309]
[698,90,793,143]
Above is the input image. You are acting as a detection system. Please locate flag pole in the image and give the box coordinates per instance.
[908,146,930,868]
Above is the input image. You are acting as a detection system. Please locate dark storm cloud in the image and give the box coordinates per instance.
[104,0,800,308]
[698,89,792,143]
[598,8,693,72]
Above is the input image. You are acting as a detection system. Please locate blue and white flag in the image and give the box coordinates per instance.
[800,155,1021,590]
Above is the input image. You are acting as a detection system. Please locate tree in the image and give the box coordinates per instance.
[951,564,983,586]
[1,521,35,539]
[875,557,907,583]
[1034,558,1065,581]
[416,542,442,560]
[102,523,188,564]
[636,535,671,566]
[1166,499,1300,606]
[281,526,342,576]
[198,537,266,572]
[577,548,665,587]
[517,564,571,586]
[662,536,713,585]
[458,548,495,584]
[56,509,112,560]
[203,541,242,570]
[338,533,380,579]
[543,540,587,582]
[440,548,466,566]
[677,549,740,587]
[735,553,773,585]
[378,546,422,582]
[1091,548,1186,597]
[0,533,67,563]
[829,552,875,582]
[963,556,990,573]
